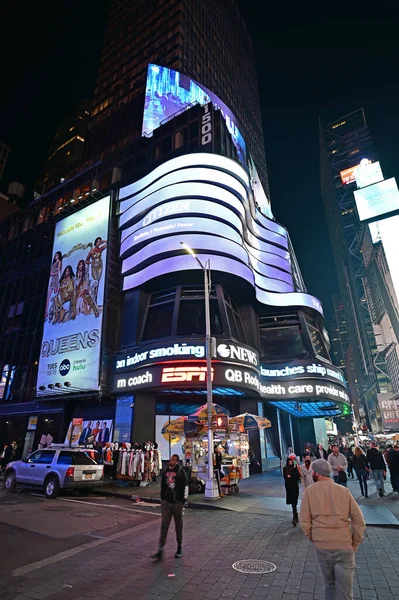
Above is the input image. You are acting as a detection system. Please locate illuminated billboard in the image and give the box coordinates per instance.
[37,196,110,396]
[355,159,383,189]
[142,63,246,165]
[354,177,399,221]
[340,165,358,185]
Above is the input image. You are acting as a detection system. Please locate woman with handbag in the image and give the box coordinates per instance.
[283,456,301,526]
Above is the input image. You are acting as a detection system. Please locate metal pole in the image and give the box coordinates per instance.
[204,260,218,500]
[276,408,284,473]
[289,414,294,454]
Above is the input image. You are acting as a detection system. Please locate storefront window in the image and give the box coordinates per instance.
[260,326,306,362]
[114,397,133,443]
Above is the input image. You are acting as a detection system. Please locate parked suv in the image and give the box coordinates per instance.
[4,446,104,499]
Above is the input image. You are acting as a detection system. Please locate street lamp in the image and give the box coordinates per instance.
[180,242,219,500]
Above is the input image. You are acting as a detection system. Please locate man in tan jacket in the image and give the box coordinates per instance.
[300,458,365,600]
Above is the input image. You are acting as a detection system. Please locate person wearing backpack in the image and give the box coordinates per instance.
[153,454,188,560]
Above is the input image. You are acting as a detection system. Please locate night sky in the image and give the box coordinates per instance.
[1,1,399,324]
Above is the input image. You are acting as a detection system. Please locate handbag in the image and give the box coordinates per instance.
[338,470,347,483]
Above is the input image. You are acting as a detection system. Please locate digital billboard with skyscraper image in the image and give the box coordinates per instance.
[142,63,246,166]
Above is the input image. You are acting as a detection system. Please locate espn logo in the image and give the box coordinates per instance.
[161,366,214,383]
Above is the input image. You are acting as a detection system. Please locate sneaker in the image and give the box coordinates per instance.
[152,548,164,560]
[175,545,182,558]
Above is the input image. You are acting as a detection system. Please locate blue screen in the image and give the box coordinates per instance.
[143,63,247,166]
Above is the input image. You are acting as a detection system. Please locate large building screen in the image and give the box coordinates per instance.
[354,177,399,221]
[142,63,246,165]
[37,196,110,396]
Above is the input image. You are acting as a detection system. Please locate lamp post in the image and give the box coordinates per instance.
[180,242,219,500]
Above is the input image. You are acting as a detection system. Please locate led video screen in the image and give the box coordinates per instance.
[354,177,399,221]
[142,63,246,165]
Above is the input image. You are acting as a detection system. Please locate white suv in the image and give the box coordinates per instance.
[4,446,104,499]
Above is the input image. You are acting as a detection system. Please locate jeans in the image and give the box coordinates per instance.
[355,469,368,496]
[160,500,183,548]
[316,548,355,600]
[371,469,384,493]
[333,475,347,487]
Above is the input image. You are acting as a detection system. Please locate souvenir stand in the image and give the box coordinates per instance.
[113,442,162,486]
[183,420,250,495]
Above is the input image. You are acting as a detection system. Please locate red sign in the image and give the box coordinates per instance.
[161,366,214,383]
[212,415,228,430]
[72,418,83,426]
[340,165,358,185]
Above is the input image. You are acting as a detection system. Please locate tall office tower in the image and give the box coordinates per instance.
[0,142,10,181]
[35,101,90,195]
[320,109,390,430]
[84,0,269,194]
[0,0,350,462]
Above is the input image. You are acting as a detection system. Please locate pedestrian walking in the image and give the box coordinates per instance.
[366,441,386,497]
[153,454,188,560]
[328,444,348,486]
[346,447,355,479]
[353,447,368,498]
[301,456,314,489]
[300,459,365,600]
[388,445,399,493]
[316,443,328,460]
[283,456,301,526]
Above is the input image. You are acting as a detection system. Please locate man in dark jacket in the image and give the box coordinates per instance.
[153,454,188,560]
[366,442,386,497]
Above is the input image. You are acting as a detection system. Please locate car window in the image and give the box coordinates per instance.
[57,451,98,466]
[38,451,56,464]
[27,451,43,463]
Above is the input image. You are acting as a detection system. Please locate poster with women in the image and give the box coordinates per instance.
[37,196,110,395]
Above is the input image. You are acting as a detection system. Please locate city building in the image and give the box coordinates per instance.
[83,0,269,196]
[0,0,349,466]
[0,142,10,181]
[320,109,391,430]
[35,100,90,195]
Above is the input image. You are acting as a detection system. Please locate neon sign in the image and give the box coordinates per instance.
[161,366,214,383]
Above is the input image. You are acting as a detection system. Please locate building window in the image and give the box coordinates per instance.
[142,289,176,341]
[305,316,330,360]
[260,325,306,362]
[177,286,223,336]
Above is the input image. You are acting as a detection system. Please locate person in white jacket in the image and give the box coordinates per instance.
[301,456,314,488]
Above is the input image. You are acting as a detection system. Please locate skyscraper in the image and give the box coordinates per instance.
[320,109,390,430]
[84,0,268,193]
[0,1,349,463]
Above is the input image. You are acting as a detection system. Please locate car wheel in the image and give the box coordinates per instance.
[44,476,59,499]
[4,471,16,492]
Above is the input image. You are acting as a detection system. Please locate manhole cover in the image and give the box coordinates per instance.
[73,512,101,518]
[232,560,276,574]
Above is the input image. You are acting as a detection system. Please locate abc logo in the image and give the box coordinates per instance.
[59,359,71,376]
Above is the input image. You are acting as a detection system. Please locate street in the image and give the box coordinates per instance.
[1,489,399,600]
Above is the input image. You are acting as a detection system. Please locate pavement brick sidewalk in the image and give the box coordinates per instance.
[5,509,399,600]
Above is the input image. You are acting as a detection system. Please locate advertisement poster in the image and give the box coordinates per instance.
[37,196,110,395]
[155,415,184,461]
[378,394,399,430]
[142,63,246,165]
[64,419,114,446]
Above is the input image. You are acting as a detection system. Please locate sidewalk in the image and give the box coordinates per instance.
[97,469,399,526]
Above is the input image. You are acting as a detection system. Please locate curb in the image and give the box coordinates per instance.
[94,487,230,511]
